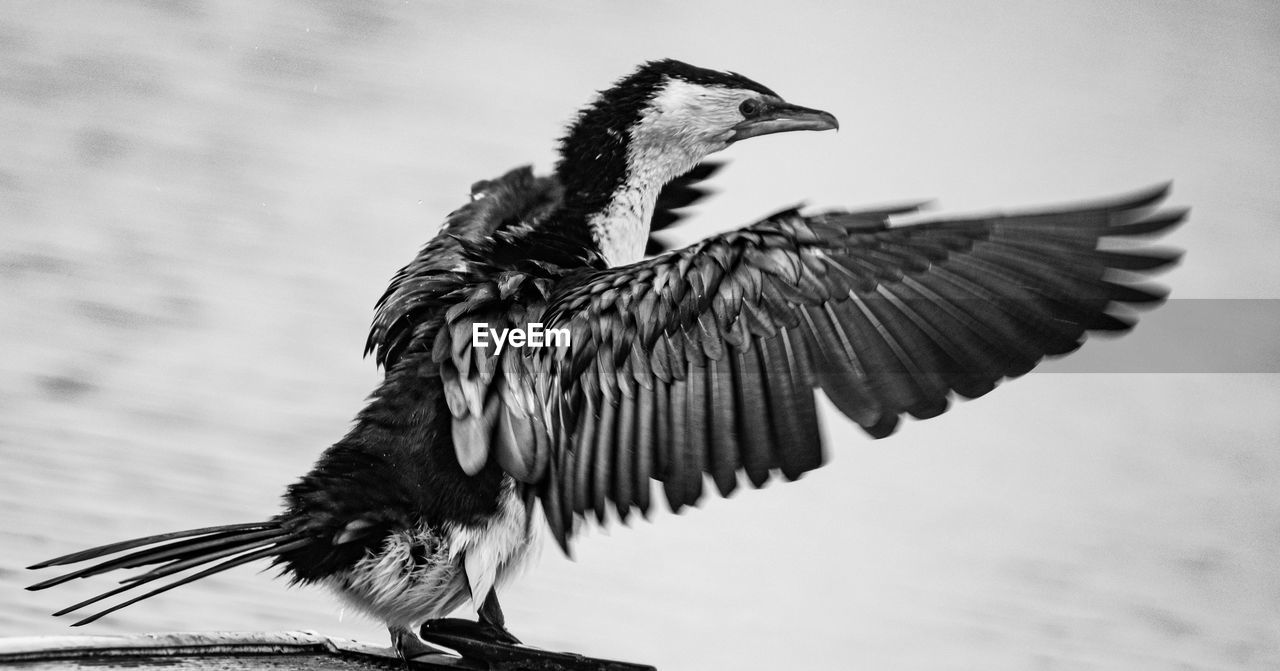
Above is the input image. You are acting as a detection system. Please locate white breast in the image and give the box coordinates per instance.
[325,479,538,629]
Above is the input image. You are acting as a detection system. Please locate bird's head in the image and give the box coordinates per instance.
[551,59,838,267]
[556,58,838,207]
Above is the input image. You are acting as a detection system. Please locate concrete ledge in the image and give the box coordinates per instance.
[0,631,478,669]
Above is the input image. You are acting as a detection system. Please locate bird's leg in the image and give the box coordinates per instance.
[477,586,521,644]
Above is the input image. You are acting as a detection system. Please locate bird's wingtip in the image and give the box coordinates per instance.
[1117,181,1174,211]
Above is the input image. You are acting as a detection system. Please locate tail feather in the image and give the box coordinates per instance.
[27,521,306,626]
[28,527,286,590]
[59,538,313,626]
[27,522,278,569]
[118,529,293,584]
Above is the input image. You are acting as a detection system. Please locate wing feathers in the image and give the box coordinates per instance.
[591,397,616,524]
[762,330,822,479]
[633,383,656,517]
[443,186,1183,547]
[707,355,740,497]
[662,376,697,512]
[733,344,776,488]
[611,386,638,522]
[798,303,881,428]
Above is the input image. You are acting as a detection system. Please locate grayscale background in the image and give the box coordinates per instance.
[3,2,1278,669]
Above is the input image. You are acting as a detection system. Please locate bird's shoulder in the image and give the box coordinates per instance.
[366,166,568,369]
[367,159,735,370]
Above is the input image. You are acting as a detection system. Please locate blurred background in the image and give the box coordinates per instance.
[2,2,1278,669]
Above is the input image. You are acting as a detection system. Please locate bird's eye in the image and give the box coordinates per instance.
[739,99,762,118]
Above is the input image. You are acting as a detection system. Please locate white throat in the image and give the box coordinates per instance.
[587,184,659,268]
[588,79,734,267]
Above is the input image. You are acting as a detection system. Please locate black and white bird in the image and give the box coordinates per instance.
[28,59,1183,663]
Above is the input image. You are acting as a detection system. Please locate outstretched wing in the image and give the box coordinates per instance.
[438,185,1185,550]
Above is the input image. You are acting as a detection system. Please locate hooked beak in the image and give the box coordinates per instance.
[729,100,839,142]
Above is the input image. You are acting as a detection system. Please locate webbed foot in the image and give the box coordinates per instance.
[418,621,655,670]
[422,616,521,646]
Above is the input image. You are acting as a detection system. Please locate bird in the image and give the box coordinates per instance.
[27,58,1184,665]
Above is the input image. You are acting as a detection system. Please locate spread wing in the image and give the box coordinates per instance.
[436,185,1185,550]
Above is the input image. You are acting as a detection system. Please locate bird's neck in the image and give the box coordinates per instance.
[555,129,701,267]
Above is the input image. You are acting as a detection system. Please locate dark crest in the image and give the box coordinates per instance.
[651,59,778,97]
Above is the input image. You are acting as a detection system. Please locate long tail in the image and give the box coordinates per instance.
[27,520,309,626]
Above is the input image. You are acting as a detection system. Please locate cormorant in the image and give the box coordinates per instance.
[27,59,1183,667]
